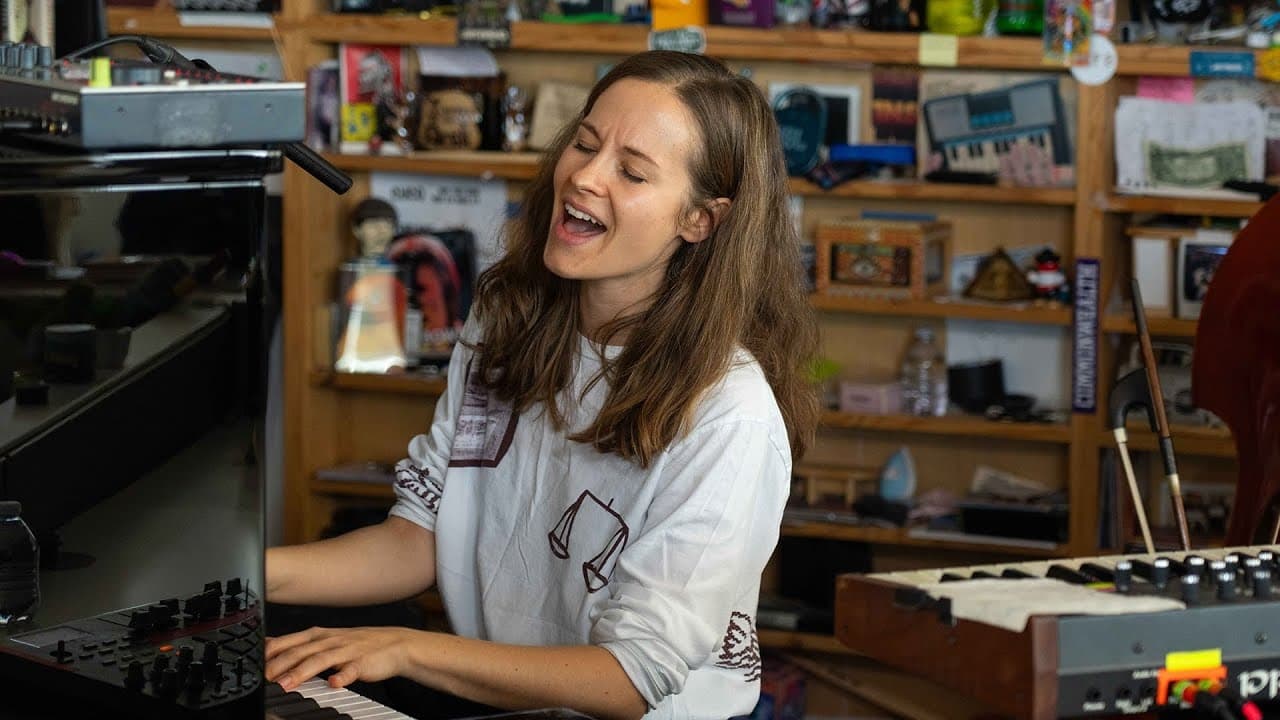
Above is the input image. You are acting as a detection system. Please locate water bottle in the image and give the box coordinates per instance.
[900,327,948,417]
[0,501,39,624]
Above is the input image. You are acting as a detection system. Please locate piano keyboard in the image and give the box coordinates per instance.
[941,131,1055,175]
[923,78,1072,178]
[266,679,416,720]
[875,544,1278,600]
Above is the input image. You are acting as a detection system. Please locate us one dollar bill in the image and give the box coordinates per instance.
[1146,142,1250,188]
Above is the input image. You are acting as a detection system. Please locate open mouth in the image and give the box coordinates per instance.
[560,202,608,239]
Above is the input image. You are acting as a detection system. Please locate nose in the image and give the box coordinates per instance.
[568,150,608,197]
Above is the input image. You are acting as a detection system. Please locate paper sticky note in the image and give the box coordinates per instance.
[1136,76,1195,103]
[918,34,958,67]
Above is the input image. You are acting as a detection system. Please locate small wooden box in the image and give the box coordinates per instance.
[815,219,952,300]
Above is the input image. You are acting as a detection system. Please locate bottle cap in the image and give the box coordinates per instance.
[0,501,22,519]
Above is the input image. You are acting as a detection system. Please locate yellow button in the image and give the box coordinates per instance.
[89,57,111,88]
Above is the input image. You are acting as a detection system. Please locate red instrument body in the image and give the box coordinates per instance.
[1192,194,1280,544]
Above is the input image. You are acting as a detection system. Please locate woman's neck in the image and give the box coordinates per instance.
[578,280,653,344]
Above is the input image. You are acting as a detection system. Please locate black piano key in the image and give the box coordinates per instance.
[1047,565,1092,585]
[269,699,324,717]
[266,683,288,699]
[940,573,964,582]
[284,709,343,720]
[970,571,997,579]
[1078,563,1116,583]
[266,691,306,708]
[1001,568,1034,579]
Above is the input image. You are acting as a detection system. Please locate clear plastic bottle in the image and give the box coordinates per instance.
[0,501,39,624]
[900,327,948,417]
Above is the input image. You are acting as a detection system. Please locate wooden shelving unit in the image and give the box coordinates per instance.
[311,369,447,396]
[780,521,1063,557]
[758,629,859,656]
[1105,424,1236,459]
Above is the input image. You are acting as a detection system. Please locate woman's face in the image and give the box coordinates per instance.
[545,78,703,308]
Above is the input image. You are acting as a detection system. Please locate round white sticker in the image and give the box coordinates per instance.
[1071,34,1118,86]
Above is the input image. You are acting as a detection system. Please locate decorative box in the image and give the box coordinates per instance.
[838,380,902,414]
[710,0,776,27]
[815,218,951,300]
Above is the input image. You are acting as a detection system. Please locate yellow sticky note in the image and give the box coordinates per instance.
[1165,649,1222,672]
[919,34,959,67]
[1260,49,1280,83]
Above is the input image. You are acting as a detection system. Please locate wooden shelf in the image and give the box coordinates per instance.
[311,370,447,396]
[1110,424,1236,459]
[107,7,280,40]
[324,151,540,180]
[1103,192,1263,218]
[1115,43,1268,78]
[788,178,1075,205]
[758,629,858,656]
[301,16,1056,69]
[820,410,1071,443]
[780,521,1065,557]
[810,294,1071,325]
[1102,313,1198,338]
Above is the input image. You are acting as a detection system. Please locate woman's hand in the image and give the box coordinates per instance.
[264,626,422,692]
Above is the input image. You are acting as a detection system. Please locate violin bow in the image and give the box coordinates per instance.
[1130,277,1192,551]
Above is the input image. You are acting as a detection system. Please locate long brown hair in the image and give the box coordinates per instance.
[473,51,819,466]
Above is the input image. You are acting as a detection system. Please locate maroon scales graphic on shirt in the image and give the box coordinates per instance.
[548,490,630,593]
[714,611,761,682]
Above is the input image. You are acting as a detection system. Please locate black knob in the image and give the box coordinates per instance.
[125,661,146,690]
[159,668,179,697]
[151,654,170,678]
[1216,571,1236,601]
[225,578,243,597]
[1244,558,1262,591]
[36,45,51,67]
[225,595,242,613]
[187,662,205,691]
[1187,556,1207,580]
[1114,560,1133,593]
[1255,569,1272,598]
[1181,574,1201,605]
[202,641,220,665]
[1260,550,1276,568]
[18,44,34,70]
[177,645,194,666]
[1152,558,1171,589]
[204,581,223,596]
[1209,560,1227,583]
[128,610,152,632]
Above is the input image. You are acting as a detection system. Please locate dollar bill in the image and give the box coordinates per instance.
[1146,142,1249,188]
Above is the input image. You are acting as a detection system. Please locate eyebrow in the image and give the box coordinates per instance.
[580,121,658,167]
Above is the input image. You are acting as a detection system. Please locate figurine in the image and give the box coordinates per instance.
[351,197,399,260]
[502,86,530,152]
[1026,248,1071,305]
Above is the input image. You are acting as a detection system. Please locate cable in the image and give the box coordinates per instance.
[59,35,197,69]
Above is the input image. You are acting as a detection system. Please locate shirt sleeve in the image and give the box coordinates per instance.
[387,317,478,533]
[589,418,791,708]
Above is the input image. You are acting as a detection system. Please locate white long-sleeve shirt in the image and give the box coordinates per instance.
[389,320,791,719]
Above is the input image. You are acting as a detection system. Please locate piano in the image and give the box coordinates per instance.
[922,79,1073,178]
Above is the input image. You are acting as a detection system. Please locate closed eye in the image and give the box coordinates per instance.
[573,141,597,154]
[621,167,646,183]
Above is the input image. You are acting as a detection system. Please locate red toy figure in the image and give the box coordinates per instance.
[1026,248,1071,304]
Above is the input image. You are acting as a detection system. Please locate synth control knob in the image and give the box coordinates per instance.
[159,668,179,697]
[1187,556,1207,580]
[225,595,241,613]
[1256,569,1273,598]
[50,640,72,663]
[18,44,34,70]
[125,661,146,690]
[177,645,194,666]
[1181,574,1201,605]
[208,660,224,684]
[1209,560,1227,580]
[225,578,243,597]
[1152,558,1171,589]
[1114,560,1133,593]
[1216,571,1236,601]
[36,45,51,67]
[1260,550,1276,567]
[1245,558,1263,590]
[5,45,20,69]
[187,662,205,691]
[203,641,220,666]
[152,654,170,677]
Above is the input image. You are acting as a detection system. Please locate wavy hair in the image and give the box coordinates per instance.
[472,51,819,467]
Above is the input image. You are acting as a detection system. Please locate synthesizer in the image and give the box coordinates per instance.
[265,679,598,719]
[0,579,262,719]
[836,545,1280,720]
[0,47,303,150]
[922,79,1072,177]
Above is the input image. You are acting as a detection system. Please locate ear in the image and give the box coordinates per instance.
[680,198,732,244]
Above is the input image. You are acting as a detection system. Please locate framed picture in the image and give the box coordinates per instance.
[1176,230,1234,319]
[768,82,861,149]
